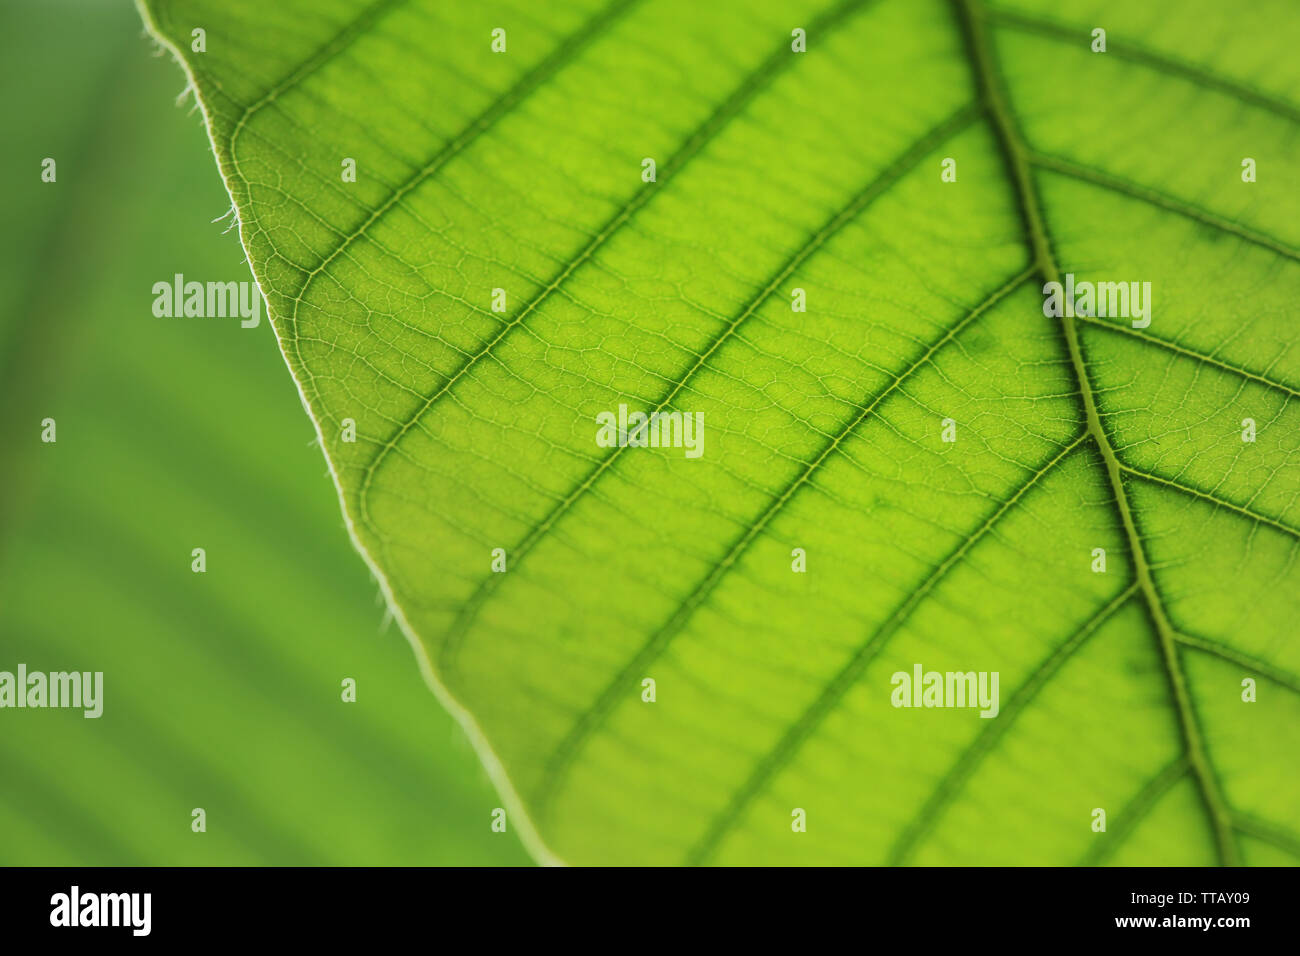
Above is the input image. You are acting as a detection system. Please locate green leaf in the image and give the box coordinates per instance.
[138,0,1300,865]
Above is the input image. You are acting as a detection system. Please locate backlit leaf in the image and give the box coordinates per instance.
[138,0,1300,865]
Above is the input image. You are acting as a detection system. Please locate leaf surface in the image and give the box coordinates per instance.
[139,0,1300,864]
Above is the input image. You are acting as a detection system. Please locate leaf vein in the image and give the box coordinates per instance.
[684,433,1087,864]
[987,5,1300,126]
[1030,152,1300,264]
[436,100,982,669]
[1076,315,1300,401]
[1174,630,1300,696]
[1119,464,1300,542]
[357,0,880,538]
[536,266,1037,818]
[889,585,1138,864]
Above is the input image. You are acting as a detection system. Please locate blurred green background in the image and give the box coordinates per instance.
[0,0,530,865]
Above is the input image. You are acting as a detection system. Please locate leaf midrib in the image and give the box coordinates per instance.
[538,0,1263,866]
[957,0,1239,866]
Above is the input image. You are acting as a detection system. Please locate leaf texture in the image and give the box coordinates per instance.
[139,0,1300,864]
